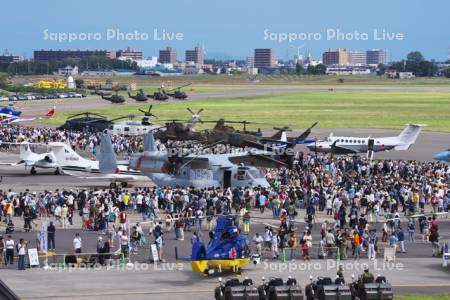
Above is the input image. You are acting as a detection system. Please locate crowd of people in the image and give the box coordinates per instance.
[0,151,448,269]
[0,125,142,156]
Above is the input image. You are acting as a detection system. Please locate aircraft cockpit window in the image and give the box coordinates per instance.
[248,169,262,178]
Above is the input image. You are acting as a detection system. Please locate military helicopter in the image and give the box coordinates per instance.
[57,112,118,132]
[153,108,205,142]
[166,83,192,99]
[101,92,126,104]
[127,89,148,102]
[138,104,157,125]
[147,86,169,101]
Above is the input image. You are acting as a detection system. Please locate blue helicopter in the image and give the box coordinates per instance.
[176,216,251,274]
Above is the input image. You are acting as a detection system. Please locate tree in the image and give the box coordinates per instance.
[407,51,424,62]
[295,63,304,75]
[446,67,450,78]
[306,64,316,75]
[315,64,327,75]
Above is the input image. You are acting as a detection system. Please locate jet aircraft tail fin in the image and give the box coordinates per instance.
[99,134,118,174]
[394,124,424,150]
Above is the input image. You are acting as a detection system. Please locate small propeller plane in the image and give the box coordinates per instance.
[0,107,55,124]
[307,124,424,155]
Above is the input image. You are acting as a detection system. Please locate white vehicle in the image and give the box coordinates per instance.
[106,120,161,136]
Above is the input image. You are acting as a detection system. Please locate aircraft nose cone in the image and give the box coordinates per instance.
[433,151,449,162]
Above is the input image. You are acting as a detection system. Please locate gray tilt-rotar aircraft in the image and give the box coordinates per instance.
[99,133,288,188]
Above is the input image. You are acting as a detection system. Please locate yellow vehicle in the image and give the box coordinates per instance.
[34,79,66,89]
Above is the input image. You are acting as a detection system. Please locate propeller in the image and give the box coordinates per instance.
[297,121,319,141]
[187,108,204,124]
[67,112,107,120]
[138,105,157,117]
[273,126,292,132]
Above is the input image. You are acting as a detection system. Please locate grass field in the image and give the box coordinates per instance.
[11,74,450,87]
[45,90,450,132]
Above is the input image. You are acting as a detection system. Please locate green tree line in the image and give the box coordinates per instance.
[0,56,139,75]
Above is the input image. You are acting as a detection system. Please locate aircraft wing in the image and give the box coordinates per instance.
[331,144,360,154]
[229,152,288,168]
[0,160,34,166]
[64,170,143,182]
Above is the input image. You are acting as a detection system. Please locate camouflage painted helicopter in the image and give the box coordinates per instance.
[101,92,126,104]
[165,83,192,99]
[147,86,169,101]
[153,108,205,142]
[127,89,148,101]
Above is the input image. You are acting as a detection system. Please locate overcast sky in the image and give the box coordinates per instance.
[1,0,449,61]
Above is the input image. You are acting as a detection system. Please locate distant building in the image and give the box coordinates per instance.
[159,47,177,64]
[185,47,204,65]
[246,56,254,68]
[254,48,276,68]
[348,51,367,65]
[366,50,388,65]
[55,65,79,76]
[322,48,348,66]
[0,54,22,64]
[116,47,143,60]
[34,49,116,61]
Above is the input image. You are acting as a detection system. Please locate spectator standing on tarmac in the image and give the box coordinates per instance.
[289,233,298,260]
[47,221,56,251]
[253,233,264,256]
[408,220,415,243]
[397,226,406,253]
[242,211,251,234]
[368,229,377,260]
[17,239,27,270]
[5,235,14,264]
[73,233,82,254]
[429,218,440,257]
[120,230,129,259]
[155,233,164,262]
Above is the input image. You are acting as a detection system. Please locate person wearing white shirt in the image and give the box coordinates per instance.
[73,233,82,253]
[17,239,27,270]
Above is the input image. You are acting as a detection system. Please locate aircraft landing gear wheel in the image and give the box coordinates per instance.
[30,168,37,175]
[121,182,128,188]
[110,182,117,189]
[54,168,61,175]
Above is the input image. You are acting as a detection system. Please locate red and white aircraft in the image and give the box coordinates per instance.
[0,107,55,124]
